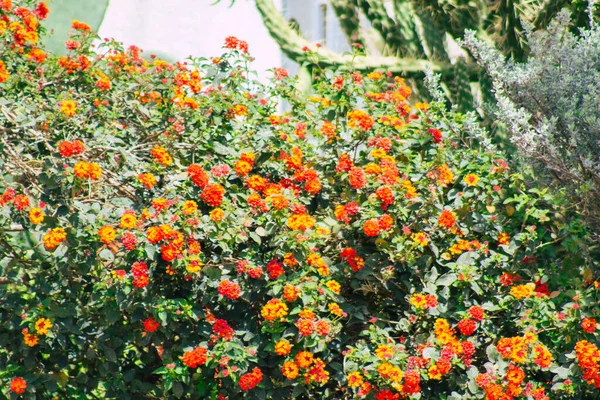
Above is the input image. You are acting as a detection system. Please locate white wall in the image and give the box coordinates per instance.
[98,0,281,81]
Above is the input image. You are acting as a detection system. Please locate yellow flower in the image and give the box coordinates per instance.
[35,318,52,335]
[328,302,343,317]
[325,280,341,294]
[29,207,45,225]
[181,200,198,215]
[98,225,116,244]
[412,232,428,247]
[59,100,77,117]
[463,173,479,186]
[210,208,225,222]
[120,214,137,230]
[274,339,292,356]
[510,284,534,299]
[347,371,363,388]
[375,344,394,360]
[186,256,203,273]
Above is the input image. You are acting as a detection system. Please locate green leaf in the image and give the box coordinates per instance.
[99,248,114,261]
[172,382,184,398]
[436,273,457,286]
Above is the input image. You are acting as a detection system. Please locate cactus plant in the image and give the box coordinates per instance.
[250,0,594,111]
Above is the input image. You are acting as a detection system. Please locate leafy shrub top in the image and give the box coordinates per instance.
[0,1,599,399]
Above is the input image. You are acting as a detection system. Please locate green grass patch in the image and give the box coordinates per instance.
[41,0,110,54]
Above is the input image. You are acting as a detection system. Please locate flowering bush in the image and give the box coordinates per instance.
[0,2,599,399]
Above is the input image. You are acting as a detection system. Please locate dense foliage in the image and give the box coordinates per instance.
[463,10,600,234]
[1,2,599,399]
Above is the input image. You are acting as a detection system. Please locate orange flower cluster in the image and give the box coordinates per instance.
[95,73,111,90]
[218,280,241,300]
[305,253,330,276]
[438,209,456,229]
[363,219,381,237]
[510,284,534,299]
[10,377,27,394]
[239,367,262,391]
[275,339,292,356]
[287,213,315,231]
[575,340,600,387]
[187,164,209,188]
[449,239,481,256]
[282,360,299,379]
[182,346,208,368]
[22,328,38,346]
[73,161,102,180]
[261,298,288,321]
[532,343,553,368]
[35,317,51,335]
[151,146,173,167]
[347,109,374,131]
[43,227,67,250]
[375,185,395,209]
[434,319,459,349]
[436,164,455,186]
[497,336,528,363]
[401,179,418,199]
[138,173,157,190]
[348,167,366,189]
[0,60,9,82]
[463,173,479,186]
[59,99,77,117]
[98,225,116,244]
[57,140,84,157]
[200,184,225,207]
[27,46,47,63]
[72,20,91,31]
[235,152,255,177]
[127,215,149,236]
[58,55,90,74]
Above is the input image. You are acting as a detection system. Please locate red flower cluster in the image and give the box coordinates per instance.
[131,261,149,288]
[188,164,209,188]
[428,128,443,144]
[469,305,485,321]
[218,280,241,300]
[239,367,262,391]
[57,140,84,157]
[143,317,160,332]
[200,184,225,207]
[336,153,353,172]
[212,319,235,341]
[582,317,597,334]
[457,319,477,336]
[224,36,249,53]
[182,346,208,368]
[266,259,285,280]
[340,247,365,272]
[13,194,30,211]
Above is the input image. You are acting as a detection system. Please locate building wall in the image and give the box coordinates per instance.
[98,0,282,82]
